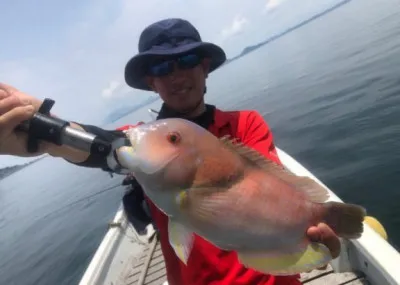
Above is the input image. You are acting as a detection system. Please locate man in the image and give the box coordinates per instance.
[0,18,340,285]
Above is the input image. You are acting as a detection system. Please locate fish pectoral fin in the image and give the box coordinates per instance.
[168,219,194,265]
[237,242,332,276]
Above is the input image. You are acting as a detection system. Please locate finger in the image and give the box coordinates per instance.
[318,223,341,259]
[0,84,35,106]
[0,96,30,115]
[0,105,35,135]
[307,226,322,241]
[0,82,19,94]
[307,223,341,259]
[0,88,10,100]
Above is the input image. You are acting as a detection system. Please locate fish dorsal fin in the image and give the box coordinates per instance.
[219,135,330,203]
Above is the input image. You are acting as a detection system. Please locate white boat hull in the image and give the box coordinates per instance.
[276,148,400,285]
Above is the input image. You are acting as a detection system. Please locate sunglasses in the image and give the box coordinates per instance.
[147,54,203,77]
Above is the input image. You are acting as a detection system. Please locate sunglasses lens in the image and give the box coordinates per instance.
[147,54,202,76]
[148,61,174,76]
[178,54,201,69]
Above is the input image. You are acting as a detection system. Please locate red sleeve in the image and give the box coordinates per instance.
[239,111,282,166]
[116,121,145,131]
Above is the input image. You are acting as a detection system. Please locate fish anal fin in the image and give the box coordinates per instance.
[168,219,194,265]
[237,242,332,276]
[219,135,329,203]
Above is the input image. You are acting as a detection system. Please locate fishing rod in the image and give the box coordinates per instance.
[148,108,159,115]
[147,108,159,120]
[15,98,130,174]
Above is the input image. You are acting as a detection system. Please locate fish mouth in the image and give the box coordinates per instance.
[115,146,136,170]
[114,125,181,174]
[115,131,137,168]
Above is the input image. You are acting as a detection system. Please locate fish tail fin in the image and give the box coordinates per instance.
[237,242,331,275]
[322,201,367,239]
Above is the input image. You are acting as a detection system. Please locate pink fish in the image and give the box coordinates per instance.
[116,118,366,275]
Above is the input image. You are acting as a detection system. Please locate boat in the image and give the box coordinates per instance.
[78,109,400,285]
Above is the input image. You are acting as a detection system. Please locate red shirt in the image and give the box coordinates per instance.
[122,109,302,285]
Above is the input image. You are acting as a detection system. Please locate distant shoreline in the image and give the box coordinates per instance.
[104,96,160,125]
[224,0,352,66]
[0,156,46,180]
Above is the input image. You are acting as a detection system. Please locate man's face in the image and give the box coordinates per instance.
[145,54,210,114]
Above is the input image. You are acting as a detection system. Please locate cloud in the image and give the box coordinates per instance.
[0,0,269,125]
[220,15,249,42]
[263,0,284,13]
[102,80,122,98]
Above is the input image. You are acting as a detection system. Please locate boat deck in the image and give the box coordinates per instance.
[124,236,167,285]
[300,265,367,285]
[110,225,369,285]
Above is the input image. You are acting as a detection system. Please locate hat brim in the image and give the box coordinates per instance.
[124,42,226,90]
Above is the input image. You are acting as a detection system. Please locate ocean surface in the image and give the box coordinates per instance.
[1,0,400,284]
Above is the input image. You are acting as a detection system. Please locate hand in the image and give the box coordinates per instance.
[307,223,341,270]
[0,83,47,157]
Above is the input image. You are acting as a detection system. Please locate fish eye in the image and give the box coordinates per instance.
[167,131,181,145]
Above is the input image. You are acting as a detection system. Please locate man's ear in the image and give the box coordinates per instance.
[201,58,211,78]
[145,76,157,92]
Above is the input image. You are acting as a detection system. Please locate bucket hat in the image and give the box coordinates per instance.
[124,18,226,90]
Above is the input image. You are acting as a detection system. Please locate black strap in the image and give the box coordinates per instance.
[27,98,55,153]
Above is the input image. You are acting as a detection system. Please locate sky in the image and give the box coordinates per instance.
[0,0,340,167]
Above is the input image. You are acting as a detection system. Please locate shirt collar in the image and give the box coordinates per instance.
[156,103,231,130]
[157,103,215,130]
